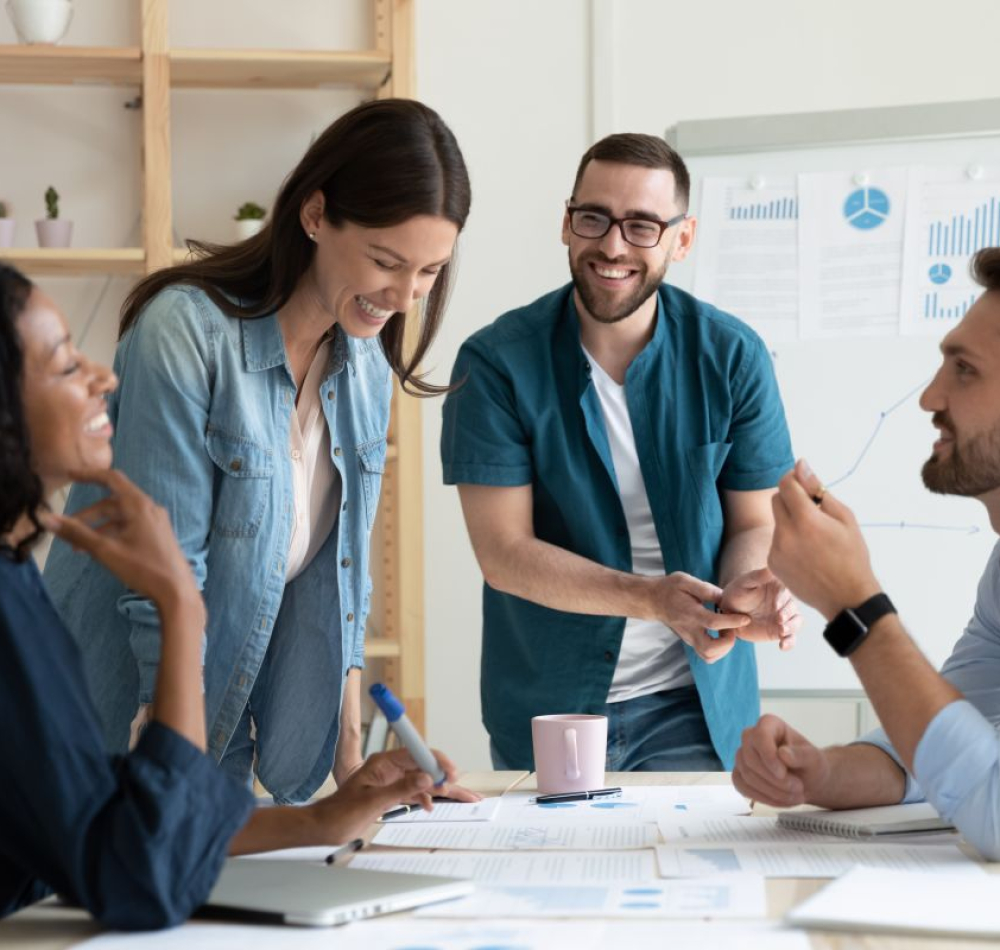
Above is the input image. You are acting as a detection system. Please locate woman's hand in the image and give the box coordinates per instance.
[42,468,202,617]
[307,748,474,845]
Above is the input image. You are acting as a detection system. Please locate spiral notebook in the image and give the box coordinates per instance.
[777,802,955,839]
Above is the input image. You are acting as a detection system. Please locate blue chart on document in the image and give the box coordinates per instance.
[843,187,891,230]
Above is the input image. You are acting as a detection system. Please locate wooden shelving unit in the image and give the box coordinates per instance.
[0,0,425,732]
[0,248,146,276]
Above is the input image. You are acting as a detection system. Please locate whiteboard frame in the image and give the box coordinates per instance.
[665,98,1000,156]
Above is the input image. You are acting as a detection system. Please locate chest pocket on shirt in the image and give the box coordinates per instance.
[685,442,731,529]
[357,437,387,531]
[206,427,274,538]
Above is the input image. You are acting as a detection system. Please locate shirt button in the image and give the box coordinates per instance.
[346,612,355,622]
[229,458,242,472]
[342,502,348,512]
[327,391,335,400]
[341,557,352,568]
[604,651,615,662]
[334,446,342,457]
[291,449,302,460]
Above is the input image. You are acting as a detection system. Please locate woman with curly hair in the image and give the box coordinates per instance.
[0,263,463,930]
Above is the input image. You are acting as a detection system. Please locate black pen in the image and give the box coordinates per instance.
[531,786,623,804]
[379,803,413,821]
[325,838,364,865]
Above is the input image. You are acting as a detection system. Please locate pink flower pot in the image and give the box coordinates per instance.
[0,218,14,247]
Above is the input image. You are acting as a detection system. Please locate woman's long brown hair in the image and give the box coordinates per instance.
[119,99,471,395]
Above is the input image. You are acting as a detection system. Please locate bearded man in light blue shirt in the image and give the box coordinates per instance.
[734,245,1000,860]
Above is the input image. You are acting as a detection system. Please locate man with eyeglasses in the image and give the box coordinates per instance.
[441,133,799,772]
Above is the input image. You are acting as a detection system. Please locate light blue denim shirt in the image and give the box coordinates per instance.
[859,540,1000,859]
[44,285,391,803]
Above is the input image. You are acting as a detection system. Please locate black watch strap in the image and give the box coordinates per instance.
[823,593,896,657]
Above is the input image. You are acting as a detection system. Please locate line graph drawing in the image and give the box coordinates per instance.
[815,376,983,536]
[858,522,980,535]
[827,377,930,488]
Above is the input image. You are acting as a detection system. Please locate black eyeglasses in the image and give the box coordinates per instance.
[566,203,687,248]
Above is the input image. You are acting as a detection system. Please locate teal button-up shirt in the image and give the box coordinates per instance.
[441,283,793,769]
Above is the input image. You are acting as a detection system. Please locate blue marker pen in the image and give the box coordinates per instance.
[369,683,446,785]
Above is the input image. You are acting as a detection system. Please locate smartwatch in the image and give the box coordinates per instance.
[823,593,896,657]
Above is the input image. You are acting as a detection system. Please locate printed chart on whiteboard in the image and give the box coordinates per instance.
[901,165,1000,335]
[693,163,1000,347]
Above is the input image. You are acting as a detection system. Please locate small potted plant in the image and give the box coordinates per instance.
[234,201,266,240]
[0,201,14,248]
[35,185,72,248]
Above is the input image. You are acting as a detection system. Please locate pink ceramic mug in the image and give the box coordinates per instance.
[531,714,608,794]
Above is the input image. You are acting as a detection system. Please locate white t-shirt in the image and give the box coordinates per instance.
[286,338,342,582]
[582,346,694,703]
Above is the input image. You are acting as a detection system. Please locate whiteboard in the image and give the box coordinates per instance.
[668,130,1000,690]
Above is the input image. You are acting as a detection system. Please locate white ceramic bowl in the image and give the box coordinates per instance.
[6,0,73,45]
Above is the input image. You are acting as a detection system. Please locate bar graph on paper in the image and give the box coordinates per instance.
[901,167,1000,335]
[728,196,799,220]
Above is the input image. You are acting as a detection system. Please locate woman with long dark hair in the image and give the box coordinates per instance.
[0,264,463,928]
[44,98,476,802]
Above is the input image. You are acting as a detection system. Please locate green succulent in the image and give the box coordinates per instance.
[234,201,266,221]
[0,201,8,218]
[44,186,59,220]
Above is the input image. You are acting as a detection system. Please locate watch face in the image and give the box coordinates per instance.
[824,595,897,657]
[824,609,868,657]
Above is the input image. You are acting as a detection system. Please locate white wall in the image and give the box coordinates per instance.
[7,0,1000,771]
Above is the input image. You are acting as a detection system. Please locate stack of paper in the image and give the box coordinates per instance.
[787,867,1000,938]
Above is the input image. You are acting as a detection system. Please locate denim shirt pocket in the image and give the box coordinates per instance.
[205,426,274,538]
[684,442,732,529]
[357,437,387,531]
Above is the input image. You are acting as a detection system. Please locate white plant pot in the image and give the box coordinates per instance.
[6,0,73,45]
[35,218,73,248]
[0,218,14,248]
[234,218,265,241]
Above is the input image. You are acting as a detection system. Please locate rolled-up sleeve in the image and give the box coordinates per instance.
[441,339,533,487]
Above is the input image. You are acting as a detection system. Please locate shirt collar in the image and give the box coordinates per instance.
[241,315,362,375]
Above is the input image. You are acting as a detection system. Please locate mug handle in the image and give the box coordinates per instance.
[564,728,580,779]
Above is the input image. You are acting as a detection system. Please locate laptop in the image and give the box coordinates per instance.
[203,858,473,926]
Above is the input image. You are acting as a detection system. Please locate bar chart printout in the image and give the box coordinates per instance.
[693,176,799,344]
[901,165,1000,335]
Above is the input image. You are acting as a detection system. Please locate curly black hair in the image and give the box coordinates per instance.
[0,262,44,561]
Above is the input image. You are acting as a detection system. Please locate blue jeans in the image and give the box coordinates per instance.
[490,684,723,772]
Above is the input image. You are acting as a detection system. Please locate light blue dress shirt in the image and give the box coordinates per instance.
[44,285,391,803]
[860,540,1000,859]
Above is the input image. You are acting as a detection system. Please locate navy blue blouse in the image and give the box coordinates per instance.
[0,553,253,930]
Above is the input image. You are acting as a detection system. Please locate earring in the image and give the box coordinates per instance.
[308,231,317,242]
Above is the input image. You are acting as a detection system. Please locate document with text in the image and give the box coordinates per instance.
[415,875,767,919]
[373,821,659,851]
[351,848,658,883]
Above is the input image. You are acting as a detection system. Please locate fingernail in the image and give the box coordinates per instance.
[799,459,814,480]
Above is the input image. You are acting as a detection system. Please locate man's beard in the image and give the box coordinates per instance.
[922,413,1000,497]
[569,252,668,324]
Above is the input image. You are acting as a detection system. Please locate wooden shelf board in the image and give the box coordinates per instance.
[0,46,141,85]
[169,48,391,89]
[0,248,145,276]
[365,638,401,659]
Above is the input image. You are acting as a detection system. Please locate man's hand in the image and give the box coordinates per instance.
[769,460,881,620]
[732,714,832,807]
[651,572,751,663]
[720,567,801,651]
